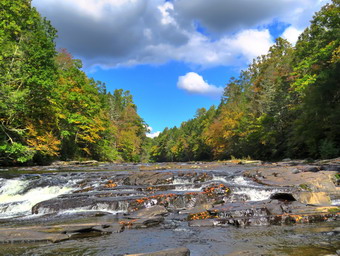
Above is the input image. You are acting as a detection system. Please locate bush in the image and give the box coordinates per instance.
[319,139,339,159]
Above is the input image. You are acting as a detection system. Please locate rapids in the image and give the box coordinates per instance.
[0,163,339,255]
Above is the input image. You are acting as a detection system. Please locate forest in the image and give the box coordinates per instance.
[0,0,149,165]
[150,0,340,162]
[0,0,339,165]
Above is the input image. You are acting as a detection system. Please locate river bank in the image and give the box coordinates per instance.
[0,159,339,255]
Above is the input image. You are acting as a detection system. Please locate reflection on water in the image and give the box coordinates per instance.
[1,221,339,256]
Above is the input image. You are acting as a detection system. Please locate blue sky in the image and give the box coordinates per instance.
[32,0,329,137]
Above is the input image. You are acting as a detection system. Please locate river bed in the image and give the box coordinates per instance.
[0,163,339,255]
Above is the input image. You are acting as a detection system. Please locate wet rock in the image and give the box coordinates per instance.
[123,172,174,186]
[180,203,213,215]
[92,223,124,233]
[188,219,216,227]
[126,205,168,219]
[121,216,165,229]
[125,247,190,256]
[42,223,124,235]
[265,200,284,215]
[0,229,69,244]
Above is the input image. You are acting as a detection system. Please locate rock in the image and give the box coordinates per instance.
[301,166,320,173]
[92,223,124,233]
[179,204,213,215]
[126,205,168,219]
[292,168,301,174]
[265,200,284,215]
[0,229,69,244]
[125,247,190,256]
[188,219,215,227]
[123,172,174,186]
[293,192,332,206]
[122,217,165,229]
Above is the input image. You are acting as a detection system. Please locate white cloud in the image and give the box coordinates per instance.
[282,26,303,45]
[146,131,161,138]
[31,0,326,68]
[177,72,224,97]
[146,126,161,138]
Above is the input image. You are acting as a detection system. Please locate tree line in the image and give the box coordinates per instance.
[0,0,148,165]
[1,1,339,165]
[151,0,340,162]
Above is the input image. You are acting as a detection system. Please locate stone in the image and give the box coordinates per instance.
[125,247,190,256]
[293,192,332,206]
[124,217,165,229]
[292,168,301,174]
[0,229,69,244]
[92,223,124,233]
[123,172,174,186]
[126,205,168,219]
[188,219,215,227]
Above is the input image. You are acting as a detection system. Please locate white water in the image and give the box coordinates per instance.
[233,188,280,201]
[331,199,340,206]
[173,177,193,185]
[57,207,126,216]
[0,178,74,219]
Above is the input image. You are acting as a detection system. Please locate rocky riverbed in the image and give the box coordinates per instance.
[0,159,339,255]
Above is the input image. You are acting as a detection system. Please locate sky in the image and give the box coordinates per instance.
[32,0,330,138]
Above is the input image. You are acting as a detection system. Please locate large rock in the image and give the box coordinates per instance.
[121,216,165,229]
[126,205,168,219]
[125,247,190,256]
[0,228,69,243]
[123,172,174,186]
[293,192,332,206]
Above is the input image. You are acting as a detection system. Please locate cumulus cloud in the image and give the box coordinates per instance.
[146,127,161,138]
[177,72,224,97]
[281,26,303,45]
[31,0,326,68]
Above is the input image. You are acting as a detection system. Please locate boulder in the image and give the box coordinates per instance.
[293,192,332,206]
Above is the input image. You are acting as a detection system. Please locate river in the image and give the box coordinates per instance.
[0,163,339,255]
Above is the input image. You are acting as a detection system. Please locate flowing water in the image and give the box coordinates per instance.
[0,165,339,255]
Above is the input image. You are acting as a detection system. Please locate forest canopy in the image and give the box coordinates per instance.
[0,0,148,165]
[150,0,340,162]
[0,0,339,165]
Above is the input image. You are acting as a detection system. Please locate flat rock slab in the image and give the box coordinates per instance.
[244,167,339,192]
[0,229,69,243]
[126,205,168,219]
[122,216,165,229]
[125,247,190,256]
[0,222,124,244]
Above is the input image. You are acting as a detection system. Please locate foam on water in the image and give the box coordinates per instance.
[331,199,340,206]
[58,207,126,216]
[233,188,280,201]
[0,178,74,219]
[173,185,201,192]
[232,176,250,186]
[172,178,192,185]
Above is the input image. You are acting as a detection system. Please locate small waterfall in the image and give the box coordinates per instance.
[233,188,282,201]
[0,178,74,219]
